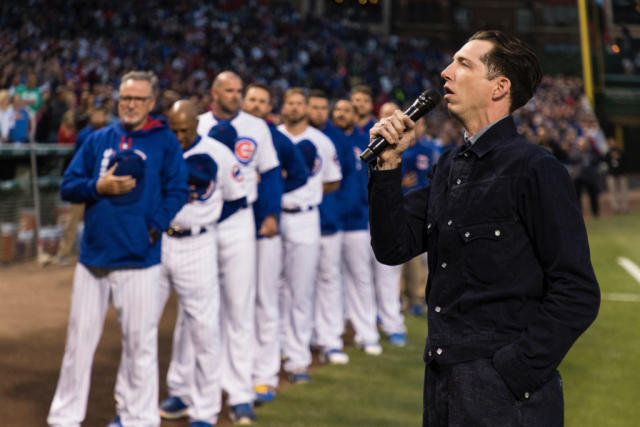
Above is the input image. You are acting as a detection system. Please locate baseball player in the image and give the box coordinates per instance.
[242,83,308,403]
[307,90,355,365]
[137,100,244,427]
[350,85,376,135]
[334,98,407,355]
[162,71,280,425]
[47,71,189,427]
[278,88,342,382]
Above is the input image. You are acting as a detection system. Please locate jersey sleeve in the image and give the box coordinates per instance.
[218,144,248,202]
[256,119,280,173]
[321,135,342,183]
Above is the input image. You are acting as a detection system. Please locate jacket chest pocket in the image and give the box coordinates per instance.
[458,222,514,284]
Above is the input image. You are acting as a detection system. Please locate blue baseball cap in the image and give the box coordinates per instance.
[106,149,146,205]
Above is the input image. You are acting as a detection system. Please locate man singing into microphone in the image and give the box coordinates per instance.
[368,30,600,426]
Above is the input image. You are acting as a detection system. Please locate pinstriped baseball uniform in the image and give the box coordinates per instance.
[196,110,279,406]
[277,124,342,373]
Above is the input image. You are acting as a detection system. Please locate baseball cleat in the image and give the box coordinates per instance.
[410,304,424,316]
[361,342,383,356]
[288,369,311,384]
[254,384,276,403]
[106,415,122,427]
[230,403,255,425]
[158,396,189,420]
[321,348,350,364]
[389,332,408,347]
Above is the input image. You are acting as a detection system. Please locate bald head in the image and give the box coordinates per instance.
[168,100,199,150]
[211,71,243,118]
[379,102,400,119]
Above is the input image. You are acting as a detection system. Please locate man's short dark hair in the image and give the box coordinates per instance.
[308,89,328,100]
[350,85,372,99]
[283,87,307,103]
[469,30,542,112]
[245,83,272,103]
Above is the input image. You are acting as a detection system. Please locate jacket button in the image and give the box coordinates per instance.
[436,348,443,355]
[494,229,501,237]
[463,152,469,158]
[441,262,447,269]
[464,231,470,238]
[434,306,441,313]
[427,223,432,230]
[524,392,530,399]
[456,178,462,185]
[447,219,453,226]
[428,350,432,357]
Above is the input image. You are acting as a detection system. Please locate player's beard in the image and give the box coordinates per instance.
[284,112,306,127]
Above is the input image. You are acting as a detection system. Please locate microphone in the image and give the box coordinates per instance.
[359,89,442,163]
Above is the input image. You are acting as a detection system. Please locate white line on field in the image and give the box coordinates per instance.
[617,257,640,286]
[603,292,640,303]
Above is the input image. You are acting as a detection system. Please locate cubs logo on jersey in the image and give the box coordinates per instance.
[298,139,321,176]
[416,154,429,170]
[234,137,257,165]
[231,164,243,182]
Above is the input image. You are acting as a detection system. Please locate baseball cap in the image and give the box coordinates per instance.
[106,149,146,205]
[186,153,218,199]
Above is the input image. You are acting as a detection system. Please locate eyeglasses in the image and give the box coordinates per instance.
[119,96,152,104]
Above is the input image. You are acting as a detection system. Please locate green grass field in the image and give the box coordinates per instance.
[254,212,640,426]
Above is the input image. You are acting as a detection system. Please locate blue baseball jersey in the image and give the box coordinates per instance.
[401,136,440,194]
[60,117,189,268]
[253,121,308,234]
[318,122,356,235]
[340,126,371,231]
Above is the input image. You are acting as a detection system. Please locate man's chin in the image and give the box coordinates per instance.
[121,118,144,131]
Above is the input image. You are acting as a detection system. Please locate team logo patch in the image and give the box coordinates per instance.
[353,147,363,171]
[416,154,429,170]
[234,137,257,165]
[231,164,243,182]
[312,155,322,176]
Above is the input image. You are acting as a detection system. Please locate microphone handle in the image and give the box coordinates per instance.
[359,103,421,163]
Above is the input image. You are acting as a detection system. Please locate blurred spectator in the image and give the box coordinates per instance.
[13,72,43,115]
[604,136,629,214]
[0,89,12,143]
[75,108,108,152]
[571,136,603,217]
[8,96,30,143]
[57,110,76,145]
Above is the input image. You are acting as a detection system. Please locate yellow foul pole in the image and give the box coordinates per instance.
[577,0,595,107]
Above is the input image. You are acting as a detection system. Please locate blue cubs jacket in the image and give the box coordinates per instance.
[60,117,189,268]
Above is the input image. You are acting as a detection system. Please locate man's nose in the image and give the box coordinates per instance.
[441,64,452,81]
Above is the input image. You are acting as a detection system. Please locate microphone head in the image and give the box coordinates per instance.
[415,89,442,112]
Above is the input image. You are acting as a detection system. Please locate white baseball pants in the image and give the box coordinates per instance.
[152,230,221,424]
[280,208,320,372]
[48,263,161,427]
[164,207,256,406]
[342,230,380,346]
[313,231,345,351]
[253,235,283,388]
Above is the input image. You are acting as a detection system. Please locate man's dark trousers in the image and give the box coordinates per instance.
[423,359,563,427]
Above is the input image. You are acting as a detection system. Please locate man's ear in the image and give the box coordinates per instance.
[492,77,511,102]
